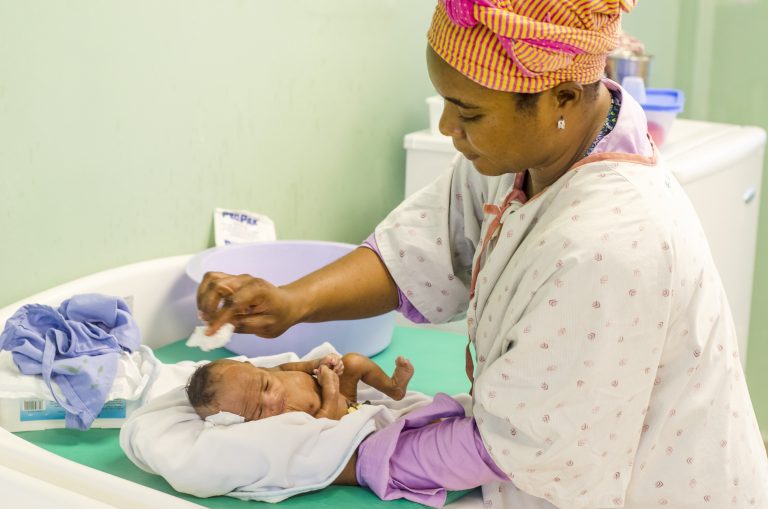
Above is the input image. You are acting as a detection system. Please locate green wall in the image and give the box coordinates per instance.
[1,1,766,434]
[0,0,436,305]
[620,0,681,89]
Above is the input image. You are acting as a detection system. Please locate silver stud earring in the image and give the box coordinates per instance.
[557,116,566,130]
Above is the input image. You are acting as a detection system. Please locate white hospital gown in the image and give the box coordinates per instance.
[375,151,768,508]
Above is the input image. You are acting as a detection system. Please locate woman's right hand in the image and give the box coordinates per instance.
[196,271,304,337]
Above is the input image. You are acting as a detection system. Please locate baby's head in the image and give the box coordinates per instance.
[186,359,287,421]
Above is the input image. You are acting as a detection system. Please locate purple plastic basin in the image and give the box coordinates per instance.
[186,241,395,357]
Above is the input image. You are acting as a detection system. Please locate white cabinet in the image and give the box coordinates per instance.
[403,119,766,368]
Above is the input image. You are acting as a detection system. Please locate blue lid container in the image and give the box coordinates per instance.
[641,88,685,113]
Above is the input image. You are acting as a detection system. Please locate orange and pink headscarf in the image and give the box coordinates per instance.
[428,0,637,93]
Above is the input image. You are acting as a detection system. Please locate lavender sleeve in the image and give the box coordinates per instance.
[356,394,508,508]
[361,233,430,324]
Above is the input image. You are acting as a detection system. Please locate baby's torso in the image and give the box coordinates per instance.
[277,371,355,419]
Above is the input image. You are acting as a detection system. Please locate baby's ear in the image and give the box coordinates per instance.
[194,405,213,420]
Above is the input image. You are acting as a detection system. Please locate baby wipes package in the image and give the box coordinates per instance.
[0,347,157,432]
[0,397,142,432]
[214,208,277,247]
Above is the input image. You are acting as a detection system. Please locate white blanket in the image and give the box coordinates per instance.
[0,345,158,403]
[120,343,460,502]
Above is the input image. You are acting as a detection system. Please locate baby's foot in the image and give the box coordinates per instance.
[390,356,414,400]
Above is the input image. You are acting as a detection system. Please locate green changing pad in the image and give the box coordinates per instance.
[15,326,474,508]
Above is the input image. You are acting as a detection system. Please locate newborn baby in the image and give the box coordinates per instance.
[186,353,414,421]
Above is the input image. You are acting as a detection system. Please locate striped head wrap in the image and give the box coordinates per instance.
[428,0,637,93]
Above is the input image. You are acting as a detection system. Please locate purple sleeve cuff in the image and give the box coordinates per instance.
[356,394,508,508]
[361,233,430,324]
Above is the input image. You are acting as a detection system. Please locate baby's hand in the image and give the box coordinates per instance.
[314,353,344,376]
[315,365,340,394]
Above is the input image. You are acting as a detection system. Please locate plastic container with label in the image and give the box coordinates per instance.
[641,88,685,147]
[621,76,685,147]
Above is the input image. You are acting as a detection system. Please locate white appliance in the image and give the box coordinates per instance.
[404,119,766,369]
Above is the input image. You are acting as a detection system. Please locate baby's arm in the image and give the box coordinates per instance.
[314,365,345,420]
[269,354,343,375]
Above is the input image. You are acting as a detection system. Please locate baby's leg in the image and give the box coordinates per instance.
[339,353,414,401]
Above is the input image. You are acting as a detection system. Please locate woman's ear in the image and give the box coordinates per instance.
[551,82,584,110]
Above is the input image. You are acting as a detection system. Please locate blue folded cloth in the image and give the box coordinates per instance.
[0,293,141,430]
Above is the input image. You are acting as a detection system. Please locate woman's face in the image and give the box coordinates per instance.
[426,46,564,177]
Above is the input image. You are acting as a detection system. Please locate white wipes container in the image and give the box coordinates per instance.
[426,95,444,136]
[0,347,157,432]
[403,130,455,198]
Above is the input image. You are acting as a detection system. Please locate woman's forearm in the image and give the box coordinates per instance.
[198,246,401,337]
[284,246,400,323]
[334,451,359,485]
[355,394,507,506]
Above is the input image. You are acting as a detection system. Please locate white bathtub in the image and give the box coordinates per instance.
[0,255,482,509]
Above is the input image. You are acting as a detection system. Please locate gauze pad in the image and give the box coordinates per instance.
[186,323,236,352]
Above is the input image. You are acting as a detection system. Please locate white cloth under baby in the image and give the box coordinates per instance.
[0,345,159,404]
[185,323,235,352]
[120,343,467,502]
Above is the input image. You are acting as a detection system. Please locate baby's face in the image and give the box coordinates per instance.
[203,361,288,422]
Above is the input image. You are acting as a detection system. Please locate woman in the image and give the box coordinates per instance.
[197,1,768,507]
